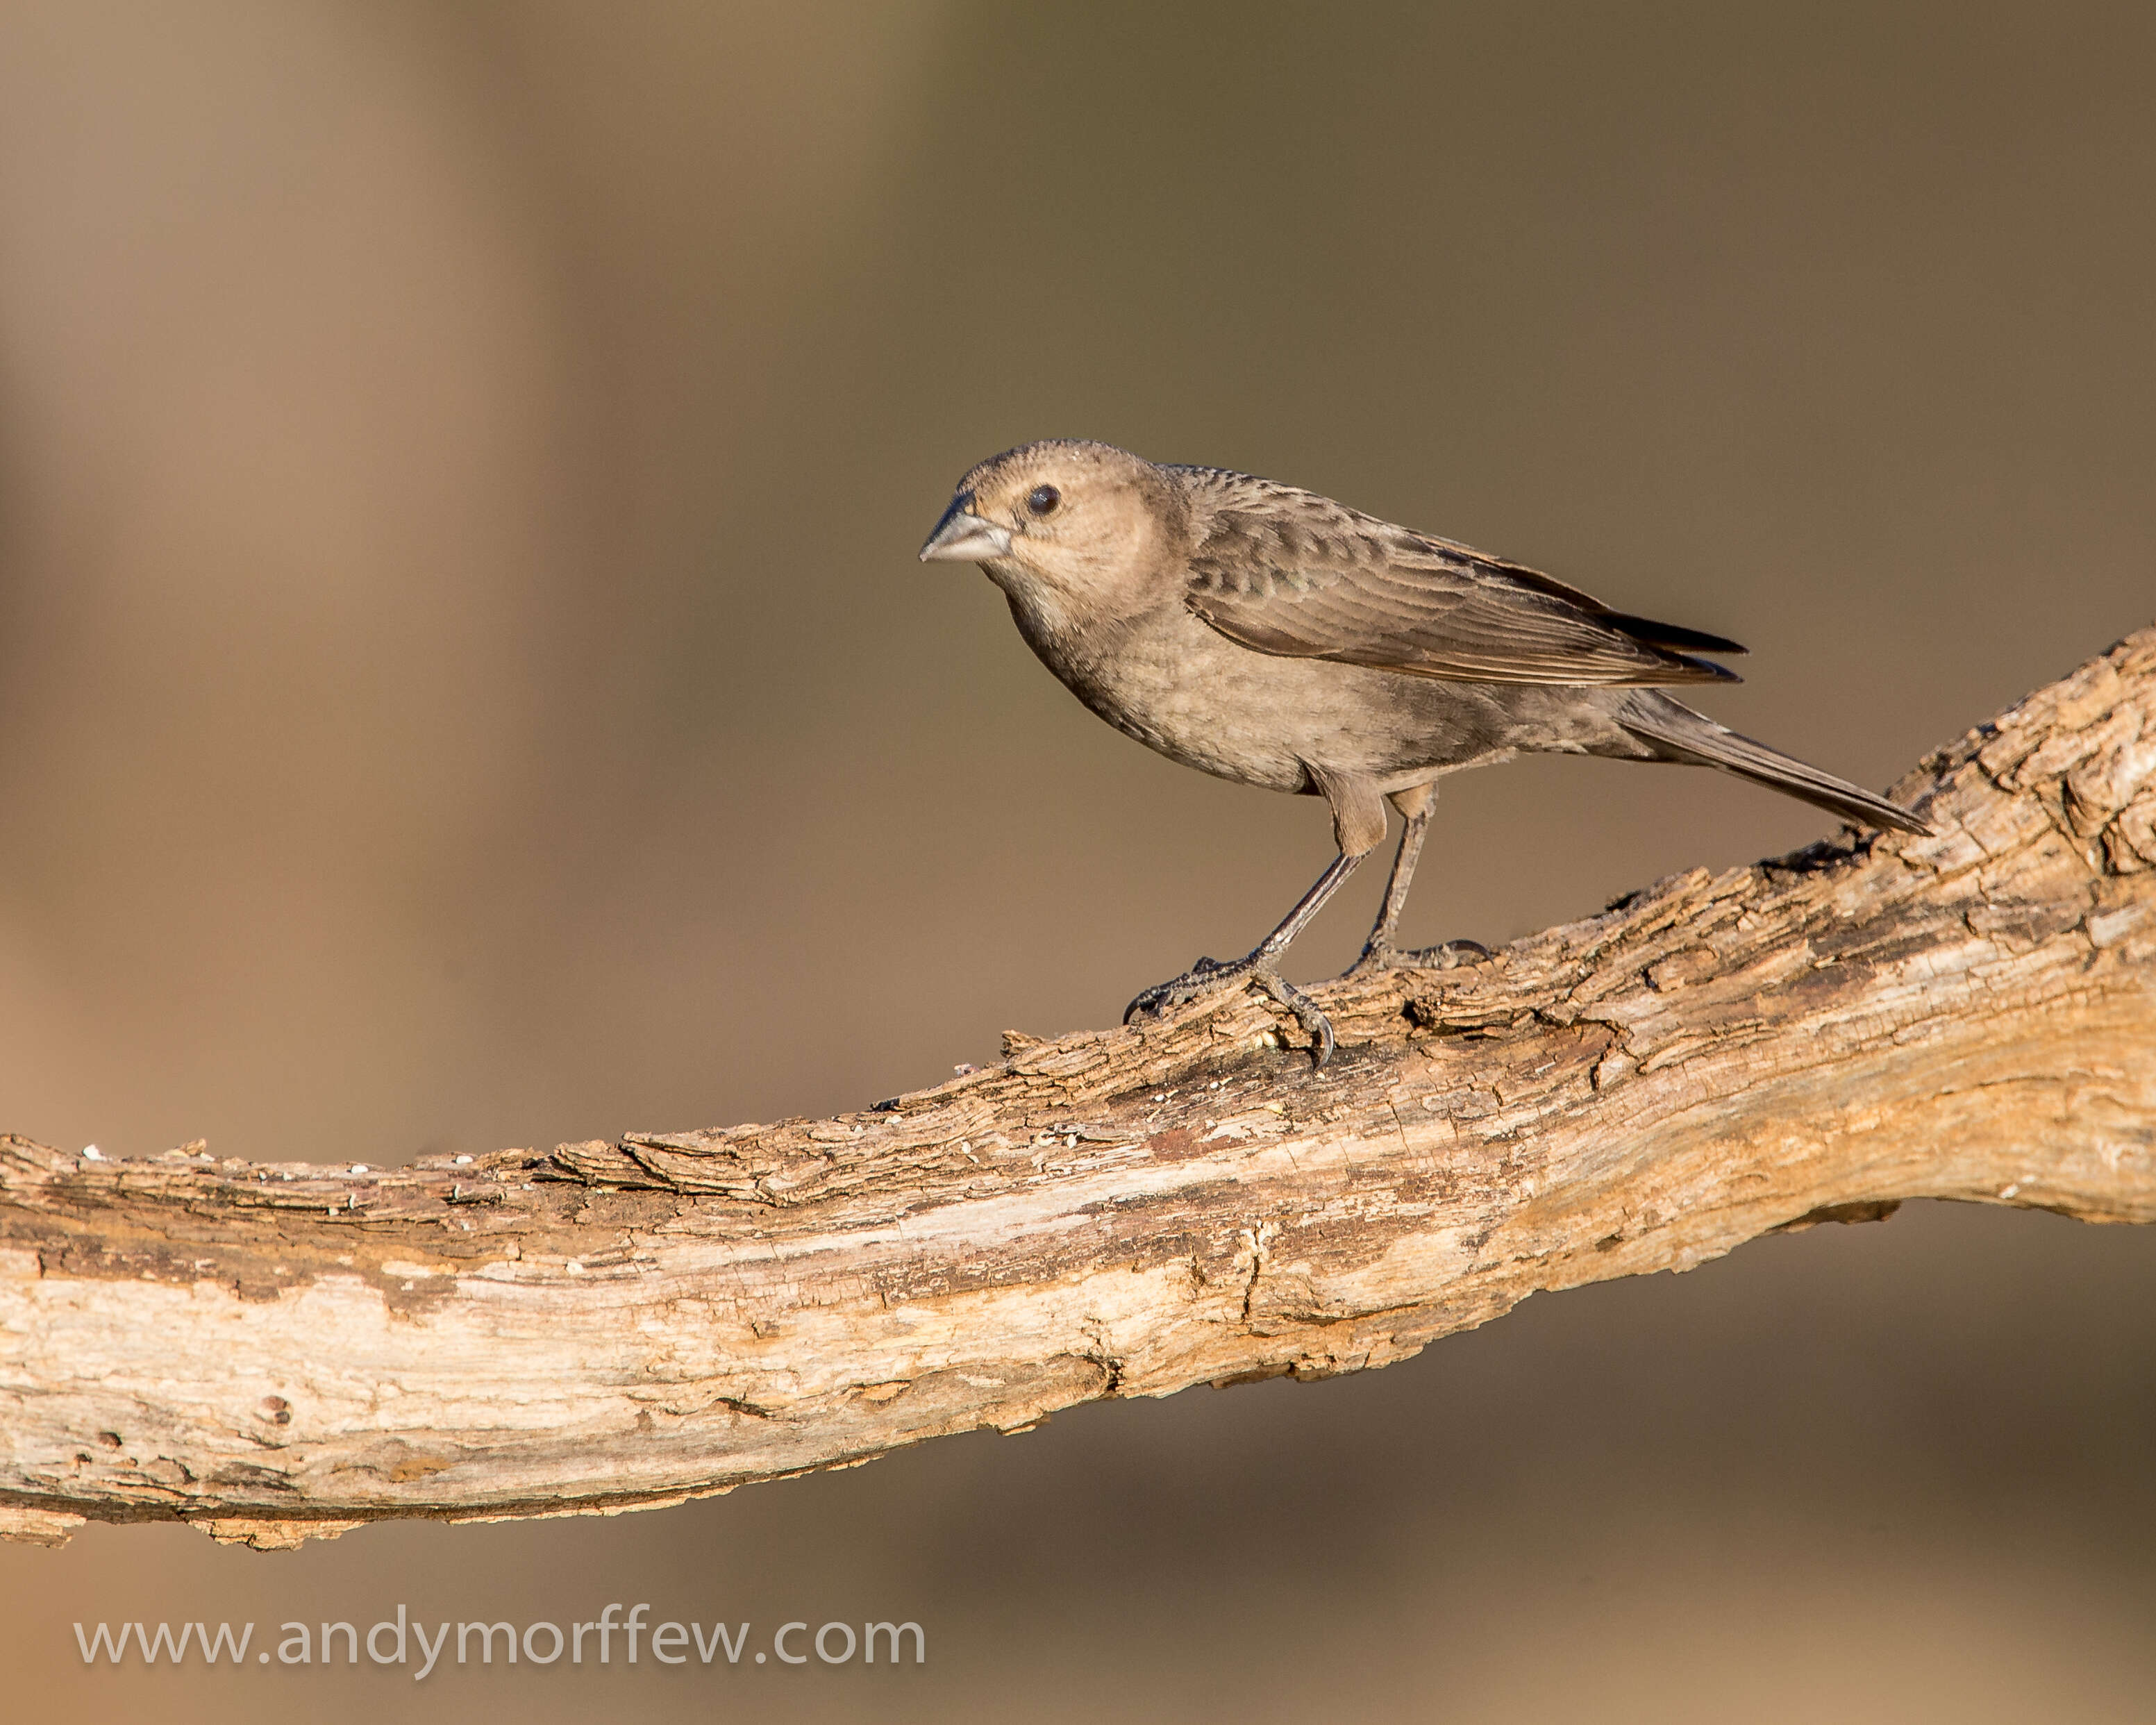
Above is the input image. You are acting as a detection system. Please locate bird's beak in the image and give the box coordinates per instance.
[918,493,1014,562]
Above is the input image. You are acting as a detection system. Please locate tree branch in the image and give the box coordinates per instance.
[4,628,2153,1550]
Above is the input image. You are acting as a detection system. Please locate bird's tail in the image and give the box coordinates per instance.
[1616,691,1930,836]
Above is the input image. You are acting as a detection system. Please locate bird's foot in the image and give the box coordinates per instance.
[1123,953,1337,1067]
[1344,937,1491,980]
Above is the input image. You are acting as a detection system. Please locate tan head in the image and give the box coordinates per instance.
[917,439,1187,617]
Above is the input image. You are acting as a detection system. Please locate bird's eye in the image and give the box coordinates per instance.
[1026,484,1060,515]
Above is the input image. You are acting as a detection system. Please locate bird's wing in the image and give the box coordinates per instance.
[1173,469,1745,688]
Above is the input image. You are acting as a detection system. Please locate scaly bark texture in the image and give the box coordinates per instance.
[3,629,2153,1551]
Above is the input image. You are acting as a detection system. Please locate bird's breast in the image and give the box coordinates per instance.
[1002,591,1377,794]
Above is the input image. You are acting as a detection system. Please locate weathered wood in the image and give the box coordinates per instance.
[3,628,2153,1551]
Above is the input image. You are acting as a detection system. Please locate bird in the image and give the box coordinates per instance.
[918,439,1928,1066]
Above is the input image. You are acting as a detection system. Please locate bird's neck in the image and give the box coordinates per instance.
[996,577,1155,699]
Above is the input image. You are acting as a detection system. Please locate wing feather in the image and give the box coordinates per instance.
[1173,468,1744,688]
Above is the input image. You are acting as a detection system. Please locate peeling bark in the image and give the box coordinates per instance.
[3,628,2153,1551]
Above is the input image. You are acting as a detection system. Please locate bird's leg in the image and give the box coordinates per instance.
[1348,792,1432,973]
[1123,849,1364,1065]
[1345,783,1489,977]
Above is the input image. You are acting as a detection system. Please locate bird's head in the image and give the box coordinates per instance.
[918,440,1185,615]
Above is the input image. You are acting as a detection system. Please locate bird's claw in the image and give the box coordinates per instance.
[1123,954,1337,1067]
[1344,937,1491,979]
[1121,956,1231,1020]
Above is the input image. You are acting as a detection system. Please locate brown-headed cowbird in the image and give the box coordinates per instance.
[920,439,1928,1065]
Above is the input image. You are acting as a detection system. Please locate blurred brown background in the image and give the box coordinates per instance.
[1,1,2151,1719]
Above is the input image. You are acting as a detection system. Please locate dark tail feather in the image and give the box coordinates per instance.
[1619,693,1930,836]
[1600,611,1749,659]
